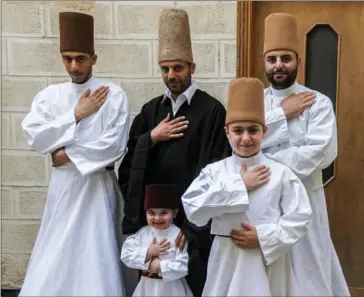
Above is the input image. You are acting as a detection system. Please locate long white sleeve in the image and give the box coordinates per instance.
[21,88,77,154]
[182,165,249,227]
[262,107,290,149]
[256,170,312,265]
[264,97,337,179]
[120,231,150,271]
[159,245,189,282]
[65,89,130,176]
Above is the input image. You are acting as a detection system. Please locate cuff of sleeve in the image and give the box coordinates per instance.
[159,259,170,280]
[227,173,249,207]
[64,145,89,175]
[60,108,77,126]
[275,107,286,121]
[137,247,151,270]
[256,224,279,266]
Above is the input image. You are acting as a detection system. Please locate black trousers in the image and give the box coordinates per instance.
[185,244,211,297]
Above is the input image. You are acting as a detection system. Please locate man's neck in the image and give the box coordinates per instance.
[72,73,93,85]
[171,92,179,101]
[270,81,297,97]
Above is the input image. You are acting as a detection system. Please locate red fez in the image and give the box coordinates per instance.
[144,184,180,210]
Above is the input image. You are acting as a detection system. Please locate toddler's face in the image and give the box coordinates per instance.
[146,208,177,230]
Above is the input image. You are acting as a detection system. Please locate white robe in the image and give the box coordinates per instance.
[19,76,129,296]
[120,224,193,297]
[182,151,312,296]
[263,82,350,296]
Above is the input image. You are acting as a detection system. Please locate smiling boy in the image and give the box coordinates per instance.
[182,77,312,296]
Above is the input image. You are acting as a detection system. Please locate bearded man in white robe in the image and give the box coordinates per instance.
[242,12,350,296]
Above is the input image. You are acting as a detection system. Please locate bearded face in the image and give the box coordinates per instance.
[264,50,299,90]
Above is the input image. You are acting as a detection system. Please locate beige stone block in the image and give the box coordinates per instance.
[152,40,162,78]
[115,1,174,38]
[16,188,47,218]
[2,76,47,112]
[47,76,70,86]
[193,41,219,78]
[152,41,219,78]
[2,220,40,254]
[12,113,31,150]
[7,38,65,76]
[220,41,236,77]
[2,113,12,149]
[42,0,96,11]
[48,76,121,86]
[198,80,229,105]
[94,40,152,77]
[2,152,48,186]
[1,188,15,218]
[2,1,45,37]
[121,80,165,113]
[176,2,236,38]
[1,253,30,288]
[46,2,113,38]
[2,38,7,75]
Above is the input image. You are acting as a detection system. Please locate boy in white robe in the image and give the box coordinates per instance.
[121,184,193,297]
[19,12,128,296]
[182,78,312,296]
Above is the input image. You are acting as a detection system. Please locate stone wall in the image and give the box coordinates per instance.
[1,0,236,287]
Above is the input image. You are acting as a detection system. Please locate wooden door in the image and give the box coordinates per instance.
[237,1,364,295]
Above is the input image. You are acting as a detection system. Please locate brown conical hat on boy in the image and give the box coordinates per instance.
[158,8,193,63]
[263,13,299,55]
[225,77,265,126]
[144,184,180,210]
[59,11,94,54]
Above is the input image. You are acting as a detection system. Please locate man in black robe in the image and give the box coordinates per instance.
[118,8,231,297]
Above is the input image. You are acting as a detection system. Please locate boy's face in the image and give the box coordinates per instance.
[146,208,178,230]
[225,121,267,157]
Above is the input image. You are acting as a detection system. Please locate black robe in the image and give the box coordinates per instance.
[118,89,231,295]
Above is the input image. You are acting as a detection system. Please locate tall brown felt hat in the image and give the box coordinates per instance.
[225,77,265,126]
[59,12,94,54]
[144,184,180,211]
[158,8,193,63]
[263,13,299,55]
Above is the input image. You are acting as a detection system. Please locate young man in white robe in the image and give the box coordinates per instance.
[182,77,312,296]
[255,13,350,296]
[121,184,193,297]
[19,12,129,296]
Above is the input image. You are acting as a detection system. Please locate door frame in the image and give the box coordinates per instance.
[236,1,253,78]
[236,2,363,295]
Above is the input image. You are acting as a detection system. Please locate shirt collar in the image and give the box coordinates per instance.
[269,81,299,98]
[230,150,264,168]
[162,80,198,105]
[70,75,97,94]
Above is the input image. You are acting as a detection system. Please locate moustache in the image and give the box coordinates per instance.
[273,71,288,75]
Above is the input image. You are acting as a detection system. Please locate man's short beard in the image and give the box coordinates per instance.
[266,67,298,90]
[166,75,192,97]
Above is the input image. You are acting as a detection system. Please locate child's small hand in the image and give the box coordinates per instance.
[148,258,161,275]
[230,222,260,249]
[240,164,270,191]
[147,238,171,258]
